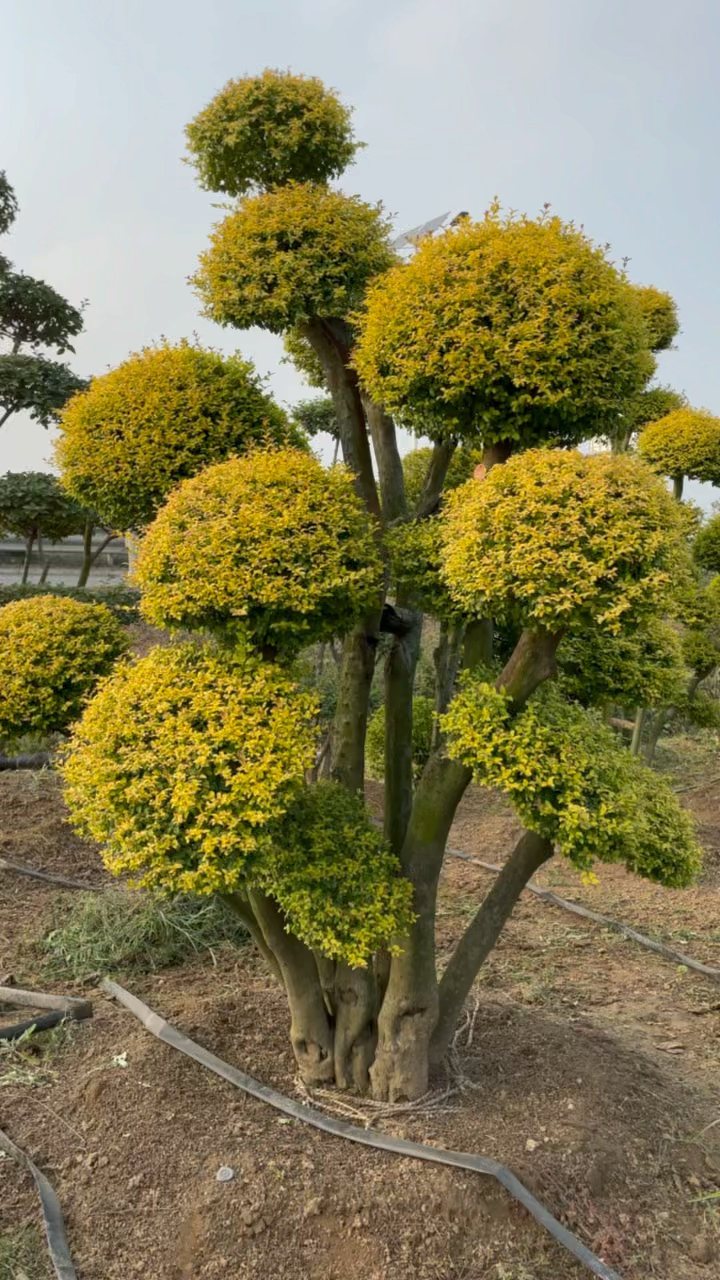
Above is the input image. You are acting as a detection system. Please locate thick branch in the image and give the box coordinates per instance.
[224,892,283,986]
[362,394,407,523]
[330,622,378,793]
[248,890,335,1083]
[415,438,457,517]
[301,317,380,520]
[431,830,554,1061]
[383,609,422,854]
[496,628,560,710]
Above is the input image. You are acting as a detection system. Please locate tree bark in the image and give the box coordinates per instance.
[496,628,560,709]
[383,609,422,854]
[630,707,647,756]
[301,317,381,521]
[77,520,94,589]
[415,438,457,517]
[362,396,407,523]
[248,890,335,1084]
[21,531,36,585]
[333,962,378,1092]
[430,830,554,1061]
[224,892,283,985]
[330,623,378,793]
[673,474,684,501]
[371,753,472,1100]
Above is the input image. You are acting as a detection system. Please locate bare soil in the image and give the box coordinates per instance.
[1,765,720,1279]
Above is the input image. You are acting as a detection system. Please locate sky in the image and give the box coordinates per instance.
[1,0,719,507]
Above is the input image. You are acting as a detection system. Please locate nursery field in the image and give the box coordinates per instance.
[1,756,719,1280]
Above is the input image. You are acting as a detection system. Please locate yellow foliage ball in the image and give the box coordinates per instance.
[55,340,296,531]
[61,644,318,896]
[0,596,128,740]
[185,69,359,196]
[632,284,679,353]
[134,448,383,655]
[440,449,684,633]
[639,407,720,485]
[354,207,654,447]
[193,183,394,333]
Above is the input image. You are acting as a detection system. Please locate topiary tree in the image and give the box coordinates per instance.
[134,448,383,657]
[60,71,702,1104]
[0,595,127,742]
[0,173,87,431]
[55,340,299,531]
[354,204,654,459]
[639,407,720,499]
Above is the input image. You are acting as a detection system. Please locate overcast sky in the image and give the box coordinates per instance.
[1,0,718,507]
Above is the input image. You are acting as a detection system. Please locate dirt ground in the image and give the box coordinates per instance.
[1,764,720,1280]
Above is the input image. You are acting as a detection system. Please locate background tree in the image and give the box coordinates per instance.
[60,71,703,1104]
[0,173,86,431]
[0,595,127,742]
[0,471,89,584]
[56,339,300,532]
[639,406,720,499]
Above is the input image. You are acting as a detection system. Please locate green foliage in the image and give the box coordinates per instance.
[627,384,686,432]
[632,285,679,353]
[43,888,248,979]
[676,689,720,729]
[255,782,414,966]
[443,680,701,886]
[355,205,654,447]
[135,449,383,656]
[0,596,128,740]
[61,643,319,895]
[366,696,435,781]
[186,69,359,197]
[0,582,140,623]
[386,516,457,620]
[0,169,18,236]
[694,513,720,573]
[291,395,338,438]
[0,470,89,546]
[441,449,685,633]
[55,340,296,531]
[193,183,395,334]
[401,444,484,511]
[0,270,84,355]
[558,617,689,710]
[639,407,720,484]
[0,353,87,428]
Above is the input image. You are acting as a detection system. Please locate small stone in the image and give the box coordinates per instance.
[127,1172,143,1190]
[85,1152,98,1168]
[525,1138,539,1152]
[216,1165,235,1183]
[303,1197,323,1219]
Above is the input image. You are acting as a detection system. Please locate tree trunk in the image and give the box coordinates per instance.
[362,396,407,523]
[673,475,684,501]
[431,830,554,1061]
[371,753,472,1100]
[415,438,457,516]
[77,520,94,588]
[248,891,336,1084]
[630,707,647,756]
[644,708,669,764]
[331,623,378,793]
[21,531,36,585]
[496,628,560,708]
[333,962,378,1092]
[301,318,381,521]
[383,610,422,854]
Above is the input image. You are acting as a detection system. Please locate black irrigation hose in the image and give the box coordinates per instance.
[0,1126,77,1280]
[103,978,622,1280]
[0,1009,68,1041]
[0,752,51,771]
